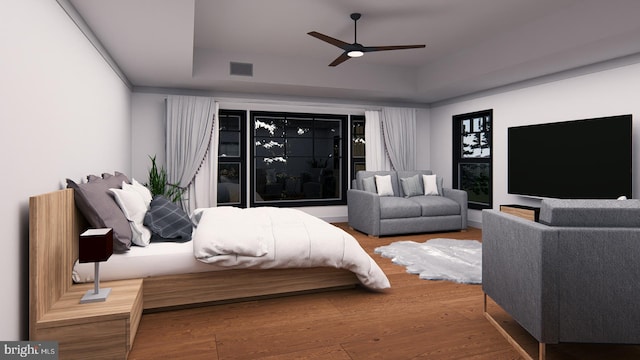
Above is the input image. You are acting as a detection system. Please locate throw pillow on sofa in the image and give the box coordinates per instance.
[375,175,394,196]
[400,174,423,197]
[423,174,442,196]
[362,176,377,193]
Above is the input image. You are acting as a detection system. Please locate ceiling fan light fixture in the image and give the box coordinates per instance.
[308,12,426,66]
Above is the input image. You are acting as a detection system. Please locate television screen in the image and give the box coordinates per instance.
[508,114,632,199]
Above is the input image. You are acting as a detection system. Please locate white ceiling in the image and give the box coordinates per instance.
[67,0,640,105]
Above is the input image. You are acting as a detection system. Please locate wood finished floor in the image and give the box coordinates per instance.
[129,225,640,360]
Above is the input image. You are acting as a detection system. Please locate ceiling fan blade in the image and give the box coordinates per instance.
[307,31,350,50]
[329,53,350,67]
[362,44,426,53]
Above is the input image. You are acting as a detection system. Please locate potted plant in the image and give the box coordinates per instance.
[145,155,184,203]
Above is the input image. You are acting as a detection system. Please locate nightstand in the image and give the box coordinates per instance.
[33,279,143,360]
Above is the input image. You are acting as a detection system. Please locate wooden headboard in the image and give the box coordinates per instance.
[29,189,86,339]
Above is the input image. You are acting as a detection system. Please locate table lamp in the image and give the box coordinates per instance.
[79,228,113,303]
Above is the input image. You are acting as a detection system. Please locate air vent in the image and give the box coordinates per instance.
[230,62,253,77]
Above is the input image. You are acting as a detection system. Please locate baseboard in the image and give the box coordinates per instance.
[323,216,348,223]
[468,219,482,229]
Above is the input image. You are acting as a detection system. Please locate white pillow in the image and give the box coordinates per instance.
[423,174,439,195]
[123,179,153,209]
[375,175,394,196]
[109,187,152,246]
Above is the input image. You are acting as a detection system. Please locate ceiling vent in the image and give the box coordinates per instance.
[230,62,253,77]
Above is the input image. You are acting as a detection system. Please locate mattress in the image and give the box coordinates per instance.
[73,241,223,283]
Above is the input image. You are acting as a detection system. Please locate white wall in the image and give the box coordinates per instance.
[429,57,640,227]
[0,0,131,340]
[131,91,431,221]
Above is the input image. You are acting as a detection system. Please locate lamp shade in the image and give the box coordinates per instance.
[79,228,113,263]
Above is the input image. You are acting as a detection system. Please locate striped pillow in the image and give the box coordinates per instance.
[400,174,423,197]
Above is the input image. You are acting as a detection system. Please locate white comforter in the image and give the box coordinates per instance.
[192,207,390,290]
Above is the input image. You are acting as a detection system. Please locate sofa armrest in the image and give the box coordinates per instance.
[442,188,468,229]
[347,189,381,236]
[482,210,559,343]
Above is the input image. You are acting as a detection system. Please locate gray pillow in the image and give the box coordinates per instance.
[362,176,377,193]
[67,177,132,253]
[400,174,422,197]
[144,195,192,242]
[101,171,130,188]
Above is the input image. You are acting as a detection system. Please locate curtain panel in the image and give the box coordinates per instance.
[166,95,218,212]
[364,108,417,172]
[364,110,391,171]
[381,107,417,171]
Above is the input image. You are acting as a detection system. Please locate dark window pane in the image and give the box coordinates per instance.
[251,111,346,205]
[218,163,241,205]
[459,163,491,207]
[219,131,240,157]
[219,116,240,131]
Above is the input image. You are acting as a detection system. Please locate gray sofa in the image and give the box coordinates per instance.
[482,199,640,357]
[347,170,467,236]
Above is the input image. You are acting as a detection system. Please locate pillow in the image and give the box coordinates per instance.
[144,195,192,242]
[109,187,152,246]
[67,178,132,252]
[400,174,423,197]
[101,171,130,188]
[123,178,153,209]
[375,175,394,196]
[362,176,377,193]
[423,174,440,196]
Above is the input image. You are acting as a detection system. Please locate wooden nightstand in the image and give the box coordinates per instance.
[33,279,143,360]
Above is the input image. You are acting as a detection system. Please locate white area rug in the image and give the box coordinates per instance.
[374,238,482,284]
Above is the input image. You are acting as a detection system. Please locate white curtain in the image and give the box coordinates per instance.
[166,95,218,213]
[181,102,219,213]
[364,108,417,171]
[381,107,417,171]
[364,110,391,171]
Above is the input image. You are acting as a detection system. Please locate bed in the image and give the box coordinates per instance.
[30,188,388,342]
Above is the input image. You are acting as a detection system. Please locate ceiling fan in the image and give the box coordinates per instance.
[308,13,426,67]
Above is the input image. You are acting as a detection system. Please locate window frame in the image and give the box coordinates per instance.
[249,110,348,207]
[217,109,247,208]
[452,109,493,210]
[350,115,366,184]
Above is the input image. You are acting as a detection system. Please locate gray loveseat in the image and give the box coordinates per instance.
[482,199,640,358]
[347,170,468,236]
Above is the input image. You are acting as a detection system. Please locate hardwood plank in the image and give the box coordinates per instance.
[129,225,640,359]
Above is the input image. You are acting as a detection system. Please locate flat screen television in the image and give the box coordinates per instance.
[508,114,632,199]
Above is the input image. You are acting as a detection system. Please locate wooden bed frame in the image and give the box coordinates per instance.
[29,189,359,344]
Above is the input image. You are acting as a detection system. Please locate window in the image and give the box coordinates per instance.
[250,111,347,206]
[351,115,366,182]
[452,109,492,210]
[217,110,246,207]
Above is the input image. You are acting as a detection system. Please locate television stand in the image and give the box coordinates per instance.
[499,204,540,222]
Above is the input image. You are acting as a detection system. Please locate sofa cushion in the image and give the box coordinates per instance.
[379,196,422,219]
[410,196,461,217]
[540,198,640,227]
